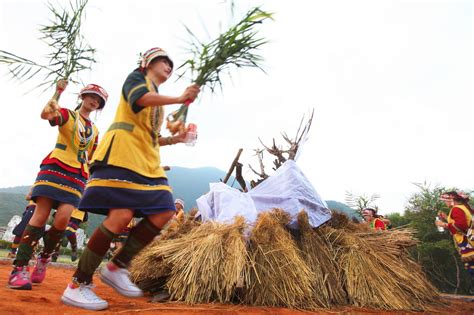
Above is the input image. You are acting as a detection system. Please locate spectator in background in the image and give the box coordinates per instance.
[362,208,386,230]
[435,191,474,292]
[174,199,185,220]
[8,201,41,259]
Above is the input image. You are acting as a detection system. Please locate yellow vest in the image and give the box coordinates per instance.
[91,77,166,178]
[448,204,472,243]
[49,110,98,174]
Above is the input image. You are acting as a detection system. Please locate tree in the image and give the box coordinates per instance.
[344,191,380,217]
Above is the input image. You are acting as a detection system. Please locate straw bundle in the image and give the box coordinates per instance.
[327,210,351,229]
[244,209,316,309]
[163,216,248,303]
[359,228,439,308]
[328,210,370,232]
[357,227,418,256]
[324,226,439,310]
[130,211,201,292]
[296,211,347,307]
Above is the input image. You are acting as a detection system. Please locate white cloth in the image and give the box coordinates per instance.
[196,182,258,224]
[196,160,330,228]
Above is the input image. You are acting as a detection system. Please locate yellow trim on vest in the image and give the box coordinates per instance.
[108,122,135,132]
[87,178,172,192]
[33,181,81,197]
[127,83,147,103]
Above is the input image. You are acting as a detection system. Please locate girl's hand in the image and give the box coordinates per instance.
[435,220,447,228]
[178,84,200,104]
[56,79,68,93]
[46,99,61,116]
[174,129,188,144]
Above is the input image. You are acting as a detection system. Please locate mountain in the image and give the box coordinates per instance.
[0,192,30,225]
[166,166,233,209]
[326,200,361,219]
[0,186,31,195]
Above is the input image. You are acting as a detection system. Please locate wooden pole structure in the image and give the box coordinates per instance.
[222,148,244,184]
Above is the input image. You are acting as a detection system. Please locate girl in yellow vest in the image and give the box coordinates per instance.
[61,47,200,311]
[8,80,108,291]
[435,191,474,291]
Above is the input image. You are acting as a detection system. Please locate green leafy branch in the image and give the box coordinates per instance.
[168,7,273,129]
[0,0,95,92]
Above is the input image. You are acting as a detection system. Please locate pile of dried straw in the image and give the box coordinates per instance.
[130,209,439,311]
[243,209,316,309]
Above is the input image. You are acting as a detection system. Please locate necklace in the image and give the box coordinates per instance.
[71,111,95,163]
[147,77,163,146]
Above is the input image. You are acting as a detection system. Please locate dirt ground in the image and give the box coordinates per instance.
[0,260,473,315]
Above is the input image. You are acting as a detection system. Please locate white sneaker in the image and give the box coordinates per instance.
[100,264,143,298]
[61,283,108,311]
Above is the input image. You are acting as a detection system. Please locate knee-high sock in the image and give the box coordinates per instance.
[51,237,62,259]
[67,232,78,251]
[73,224,117,284]
[14,225,45,267]
[112,219,162,269]
[10,235,22,253]
[41,226,65,258]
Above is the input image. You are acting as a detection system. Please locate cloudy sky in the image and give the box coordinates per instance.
[0,0,472,214]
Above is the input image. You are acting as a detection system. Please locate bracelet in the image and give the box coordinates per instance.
[167,137,174,145]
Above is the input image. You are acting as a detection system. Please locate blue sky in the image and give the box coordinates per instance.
[0,0,472,213]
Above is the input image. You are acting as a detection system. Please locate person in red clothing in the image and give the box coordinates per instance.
[435,191,474,290]
[362,208,386,230]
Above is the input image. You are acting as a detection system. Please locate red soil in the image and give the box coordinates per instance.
[0,260,472,315]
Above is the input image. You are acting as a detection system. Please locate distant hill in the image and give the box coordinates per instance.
[0,186,31,195]
[0,192,30,224]
[326,200,361,219]
[166,166,234,209]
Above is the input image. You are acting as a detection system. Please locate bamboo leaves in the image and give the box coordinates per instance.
[167,7,272,132]
[177,7,272,91]
[0,0,94,91]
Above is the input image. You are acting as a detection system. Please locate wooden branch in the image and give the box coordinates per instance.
[234,162,247,192]
[222,148,243,184]
[249,109,315,187]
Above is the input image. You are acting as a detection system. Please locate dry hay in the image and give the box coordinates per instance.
[131,207,439,311]
[244,209,316,309]
[129,210,201,292]
[296,211,347,307]
[163,216,249,303]
[327,210,351,229]
[328,210,371,232]
[323,226,439,310]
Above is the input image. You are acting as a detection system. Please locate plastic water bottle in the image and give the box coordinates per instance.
[185,123,197,146]
[435,216,445,232]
